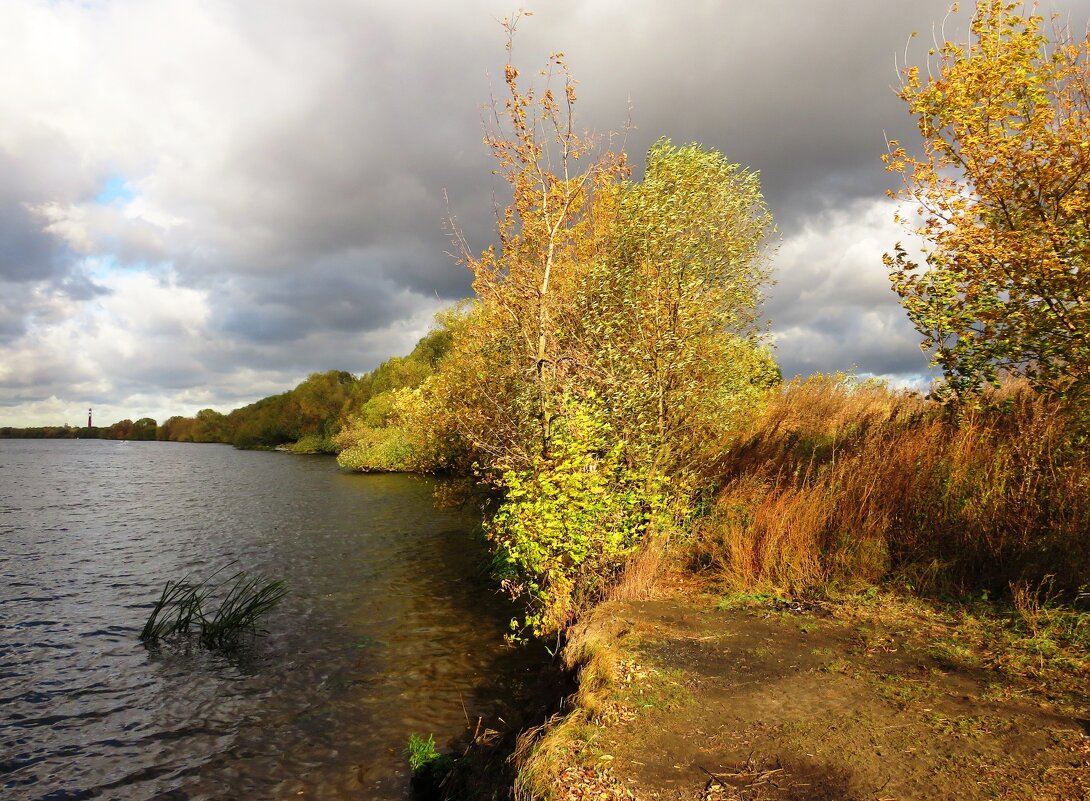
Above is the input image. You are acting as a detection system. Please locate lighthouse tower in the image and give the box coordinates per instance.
[88,408,92,428]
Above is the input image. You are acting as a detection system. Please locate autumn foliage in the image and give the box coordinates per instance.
[885,0,1090,400]
[333,5,1090,639]
[698,376,1090,596]
[397,20,778,635]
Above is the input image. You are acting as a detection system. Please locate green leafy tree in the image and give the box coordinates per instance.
[426,29,778,635]
[132,418,157,440]
[191,409,229,443]
[335,317,458,471]
[574,139,776,487]
[158,415,196,441]
[885,0,1090,399]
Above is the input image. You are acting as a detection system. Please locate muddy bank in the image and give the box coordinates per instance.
[515,587,1089,801]
[422,648,576,801]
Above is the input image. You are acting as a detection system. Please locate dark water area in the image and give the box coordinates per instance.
[0,439,541,800]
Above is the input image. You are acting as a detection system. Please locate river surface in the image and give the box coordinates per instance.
[0,439,538,800]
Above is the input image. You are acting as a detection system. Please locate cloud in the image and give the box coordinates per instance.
[768,198,934,382]
[0,268,446,425]
[1,0,1088,425]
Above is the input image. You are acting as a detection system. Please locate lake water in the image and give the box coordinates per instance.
[0,439,538,800]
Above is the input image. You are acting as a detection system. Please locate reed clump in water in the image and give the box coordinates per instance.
[140,568,288,649]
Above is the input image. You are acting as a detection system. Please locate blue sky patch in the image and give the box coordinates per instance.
[94,173,135,205]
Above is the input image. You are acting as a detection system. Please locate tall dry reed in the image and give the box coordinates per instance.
[696,376,1089,596]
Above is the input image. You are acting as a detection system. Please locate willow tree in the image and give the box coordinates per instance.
[885,0,1090,400]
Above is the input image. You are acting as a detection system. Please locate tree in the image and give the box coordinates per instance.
[292,370,356,438]
[158,415,196,441]
[105,419,134,440]
[191,408,229,443]
[429,26,777,635]
[447,13,628,469]
[574,140,776,486]
[132,418,157,440]
[884,0,1090,400]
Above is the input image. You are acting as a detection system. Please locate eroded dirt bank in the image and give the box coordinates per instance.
[522,588,1089,801]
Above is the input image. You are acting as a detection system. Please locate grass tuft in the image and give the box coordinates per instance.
[140,566,287,649]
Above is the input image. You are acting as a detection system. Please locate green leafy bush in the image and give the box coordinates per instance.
[335,387,444,472]
[488,397,667,636]
[287,434,337,454]
[406,732,454,796]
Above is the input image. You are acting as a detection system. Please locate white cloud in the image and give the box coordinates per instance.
[0,265,449,427]
[768,197,934,382]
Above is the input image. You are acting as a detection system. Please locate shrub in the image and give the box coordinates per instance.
[406,733,454,797]
[335,387,445,473]
[488,396,668,637]
[288,434,337,454]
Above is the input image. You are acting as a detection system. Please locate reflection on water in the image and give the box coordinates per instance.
[0,439,537,800]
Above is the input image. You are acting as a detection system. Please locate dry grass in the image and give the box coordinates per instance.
[605,534,668,603]
[512,606,672,801]
[695,375,1090,597]
[514,377,1089,799]
[512,625,621,801]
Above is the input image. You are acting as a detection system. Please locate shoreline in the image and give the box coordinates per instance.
[505,582,1089,801]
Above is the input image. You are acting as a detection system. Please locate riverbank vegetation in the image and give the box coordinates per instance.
[333,324,452,469]
[155,369,357,449]
[697,375,1089,597]
[6,4,1086,795]
[309,1,1090,624]
[335,20,780,639]
[1,417,159,440]
[337,1,1089,633]
[149,330,452,451]
[419,3,1088,797]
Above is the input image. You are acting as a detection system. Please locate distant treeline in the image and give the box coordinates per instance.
[157,370,357,451]
[167,330,451,451]
[2,330,451,450]
[158,329,448,452]
[1,418,158,440]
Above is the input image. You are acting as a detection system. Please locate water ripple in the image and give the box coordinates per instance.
[1,439,540,801]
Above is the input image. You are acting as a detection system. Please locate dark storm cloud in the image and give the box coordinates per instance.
[166,2,963,326]
[0,270,107,346]
[0,202,61,283]
[4,0,1090,424]
[778,321,933,382]
[152,1,500,305]
[58,272,110,301]
[499,1,960,221]
[212,260,429,344]
[0,148,81,284]
[0,301,28,342]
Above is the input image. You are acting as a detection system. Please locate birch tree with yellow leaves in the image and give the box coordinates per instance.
[885,0,1090,400]
[428,19,777,635]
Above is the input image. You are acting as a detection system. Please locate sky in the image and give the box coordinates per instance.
[2,0,1089,427]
